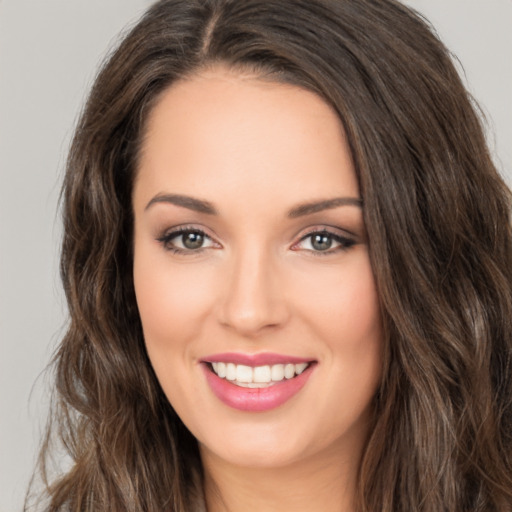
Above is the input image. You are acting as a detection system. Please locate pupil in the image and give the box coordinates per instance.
[183,232,204,249]
[312,233,332,251]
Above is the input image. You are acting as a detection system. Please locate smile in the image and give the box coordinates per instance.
[209,362,309,388]
[201,353,316,412]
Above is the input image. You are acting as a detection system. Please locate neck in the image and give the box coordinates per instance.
[201,441,362,512]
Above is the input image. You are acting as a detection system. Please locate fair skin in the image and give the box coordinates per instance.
[132,67,383,512]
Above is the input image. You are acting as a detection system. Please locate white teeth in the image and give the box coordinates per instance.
[226,363,236,381]
[210,361,310,386]
[217,362,226,378]
[235,381,272,388]
[284,363,295,379]
[271,364,284,381]
[236,364,253,383]
[253,365,271,383]
[295,363,308,375]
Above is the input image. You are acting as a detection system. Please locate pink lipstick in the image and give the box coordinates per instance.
[200,352,316,412]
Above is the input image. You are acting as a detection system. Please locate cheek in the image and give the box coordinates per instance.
[294,252,382,346]
[133,243,218,350]
[292,252,383,401]
[330,257,382,376]
[132,244,218,414]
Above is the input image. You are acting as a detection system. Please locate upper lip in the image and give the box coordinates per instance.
[201,352,315,366]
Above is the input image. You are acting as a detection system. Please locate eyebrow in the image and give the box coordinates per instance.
[145,193,217,214]
[144,193,362,217]
[287,197,362,218]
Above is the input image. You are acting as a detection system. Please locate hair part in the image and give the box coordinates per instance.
[28,1,512,510]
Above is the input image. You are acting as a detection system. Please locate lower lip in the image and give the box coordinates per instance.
[201,363,315,412]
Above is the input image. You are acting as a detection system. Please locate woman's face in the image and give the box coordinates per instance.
[133,68,383,470]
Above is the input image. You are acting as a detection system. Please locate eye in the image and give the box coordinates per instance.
[293,230,355,254]
[157,228,218,253]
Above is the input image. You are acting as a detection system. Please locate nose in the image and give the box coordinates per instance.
[217,245,290,337]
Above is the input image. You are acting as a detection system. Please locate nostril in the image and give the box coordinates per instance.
[216,260,290,334]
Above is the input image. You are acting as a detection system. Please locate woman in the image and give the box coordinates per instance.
[30,0,512,510]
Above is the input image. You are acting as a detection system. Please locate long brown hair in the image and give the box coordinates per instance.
[28,0,512,510]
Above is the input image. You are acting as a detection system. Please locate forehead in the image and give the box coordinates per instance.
[135,67,359,208]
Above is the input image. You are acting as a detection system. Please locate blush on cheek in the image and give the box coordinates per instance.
[300,259,380,340]
[134,249,219,350]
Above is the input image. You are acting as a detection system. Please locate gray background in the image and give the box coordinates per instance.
[1,1,511,510]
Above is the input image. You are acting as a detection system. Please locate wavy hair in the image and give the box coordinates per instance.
[29,0,512,510]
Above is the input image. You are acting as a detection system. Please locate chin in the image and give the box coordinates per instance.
[202,439,308,470]
[197,417,327,471]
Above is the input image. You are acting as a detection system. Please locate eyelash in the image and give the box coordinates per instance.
[156,227,356,256]
[156,226,217,255]
[292,229,356,256]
